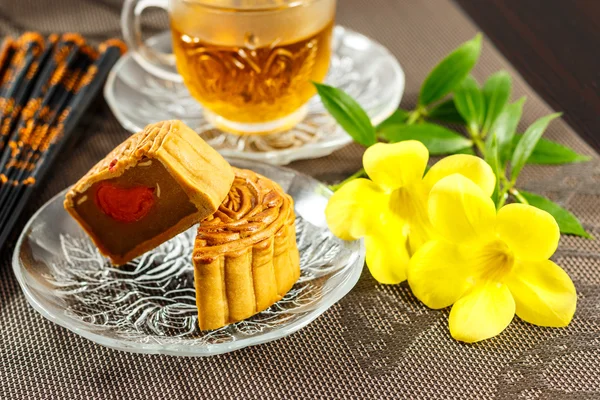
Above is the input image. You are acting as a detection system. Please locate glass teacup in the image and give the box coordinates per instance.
[122,0,337,135]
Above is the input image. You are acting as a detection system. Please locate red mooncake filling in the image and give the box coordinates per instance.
[63,120,236,265]
[95,183,155,223]
[72,159,198,259]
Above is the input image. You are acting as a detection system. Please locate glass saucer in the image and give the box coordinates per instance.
[104,26,405,165]
[12,159,365,356]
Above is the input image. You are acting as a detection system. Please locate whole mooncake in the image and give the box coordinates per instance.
[64,120,234,265]
[193,168,301,330]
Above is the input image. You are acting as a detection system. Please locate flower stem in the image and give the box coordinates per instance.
[496,175,511,209]
[467,127,486,156]
[510,187,529,205]
[406,110,421,125]
[329,168,367,192]
[406,106,428,125]
[497,191,508,209]
[472,136,486,155]
[496,175,529,208]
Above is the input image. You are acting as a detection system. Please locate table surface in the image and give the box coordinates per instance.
[455,0,600,153]
[1,1,600,399]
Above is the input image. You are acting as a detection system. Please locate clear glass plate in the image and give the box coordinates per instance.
[104,26,405,165]
[12,159,365,356]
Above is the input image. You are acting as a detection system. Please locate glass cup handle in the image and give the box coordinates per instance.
[121,0,182,82]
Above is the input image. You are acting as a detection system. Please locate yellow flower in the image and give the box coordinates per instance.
[408,174,577,343]
[325,141,496,284]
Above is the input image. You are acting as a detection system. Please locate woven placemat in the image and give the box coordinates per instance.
[1,0,599,399]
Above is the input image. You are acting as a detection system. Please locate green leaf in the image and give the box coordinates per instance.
[519,190,592,238]
[376,108,410,130]
[453,75,484,133]
[427,98,466,124]
[481,71,512,135]
[510,136,591,165]
[490,97,525,164]
[510,113,562,181]
[418,34,482,106]
[484,134,502,206]
[313,82,376,147]
[380,123,472,155]
[454,147,476,155]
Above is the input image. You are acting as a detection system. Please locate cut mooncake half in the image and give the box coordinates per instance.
[193,168,300,330]
[64,120,234,265]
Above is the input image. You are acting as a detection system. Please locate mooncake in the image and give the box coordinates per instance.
[193,168,300,330]
[64,120,234,265]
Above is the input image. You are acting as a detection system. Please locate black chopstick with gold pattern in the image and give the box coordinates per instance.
[0,32,126,251]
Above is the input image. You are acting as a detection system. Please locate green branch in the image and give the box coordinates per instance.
[329,168,367,192]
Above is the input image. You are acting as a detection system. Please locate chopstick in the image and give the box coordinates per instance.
[0,33,46,152]
[0,33,126,251]
[0,48,93,215]
[0,37,16,86]
[0,36,69,199]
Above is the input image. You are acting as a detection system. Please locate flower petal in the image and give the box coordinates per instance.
[389,184,432,254]
[449,283,515,343]
[325,178,386,240]
[408,240,473,309]
[496,203,560,261]
[363,141,429,191]
[365,211,410,284]
[423,154,496,197]
[365,236,409,284]
[506,259,576,327]
[428,174,496,244]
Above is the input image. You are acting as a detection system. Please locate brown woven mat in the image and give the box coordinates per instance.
[1,0,599,399]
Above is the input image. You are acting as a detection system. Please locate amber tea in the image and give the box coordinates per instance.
[171,22,333,126]
[170,0,337,134]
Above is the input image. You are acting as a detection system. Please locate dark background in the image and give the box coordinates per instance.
[455,0,600,152]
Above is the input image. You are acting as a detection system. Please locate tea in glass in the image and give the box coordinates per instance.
[170,0,337,134]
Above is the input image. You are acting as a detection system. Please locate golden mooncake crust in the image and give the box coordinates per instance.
[65,120,233,212]
[193,168,300,330]
[64,120,234,265]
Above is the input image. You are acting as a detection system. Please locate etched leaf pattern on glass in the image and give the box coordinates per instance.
[44,216,358,345]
